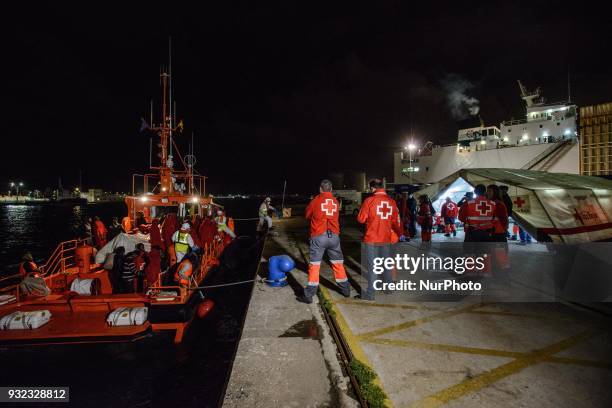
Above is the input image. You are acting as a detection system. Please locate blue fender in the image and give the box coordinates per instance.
[266,255,295,287]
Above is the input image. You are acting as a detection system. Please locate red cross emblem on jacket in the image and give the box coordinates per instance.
[376,201,393,219]
[357,189,403,243]
[305,192,340,237]
[321,199,337,216]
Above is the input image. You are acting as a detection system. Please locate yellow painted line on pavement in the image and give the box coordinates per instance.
[362,337,612,370]
[357,302,484,340]
[319,285,395,408]
[335,298,445,312]
[409,329,599,408]
[468,309,581,323]
[362,337,524,359]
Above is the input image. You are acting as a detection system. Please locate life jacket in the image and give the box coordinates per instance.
[259,203,269,217]
[216,215,227,231]
[463,197,497,231]
[121,217,132,233]
[174,258,193,286]
[19,261,38,277]
[174,231,191,253]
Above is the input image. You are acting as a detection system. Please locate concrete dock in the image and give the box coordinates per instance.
[223,218,359,408]
[224,216,612,407]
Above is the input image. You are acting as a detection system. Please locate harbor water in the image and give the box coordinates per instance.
[0,199,265,407]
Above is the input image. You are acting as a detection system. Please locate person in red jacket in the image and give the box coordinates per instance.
[417,194,434,243]
[356,179,404,301]
[458,184,496,242]
[298,179,350,304]
[441,197,459,237]
[93,216,108,249]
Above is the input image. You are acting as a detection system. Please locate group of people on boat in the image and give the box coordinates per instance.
[98,208,235,294]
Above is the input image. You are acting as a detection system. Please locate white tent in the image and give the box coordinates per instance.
[424,168,612,243]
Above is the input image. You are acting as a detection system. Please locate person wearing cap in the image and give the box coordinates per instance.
[172,222,195,262]
[257,197,276,233]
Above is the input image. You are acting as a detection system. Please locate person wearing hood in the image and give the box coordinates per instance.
[93,216,108,249]
[172,222,195,263]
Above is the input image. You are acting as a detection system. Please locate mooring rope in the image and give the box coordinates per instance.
[190,279,255,290]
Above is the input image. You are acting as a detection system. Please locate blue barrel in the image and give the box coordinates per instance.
[266,255,295,287]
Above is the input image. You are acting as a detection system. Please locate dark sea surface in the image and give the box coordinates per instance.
[0,199,268,407]
[0,199,265,273]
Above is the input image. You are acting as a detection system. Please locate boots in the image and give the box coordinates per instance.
[297,285,318,304]
[337,281,351,298]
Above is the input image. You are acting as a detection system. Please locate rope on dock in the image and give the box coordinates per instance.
[190,279,255,290]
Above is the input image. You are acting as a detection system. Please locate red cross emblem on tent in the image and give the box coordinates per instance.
[377,201,393,219]
[476,201,493,216]
[320,199,337,216]
[513,197,526,208]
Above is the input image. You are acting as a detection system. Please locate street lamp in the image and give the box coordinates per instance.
[10,182,24,200]
[404,143,417,184]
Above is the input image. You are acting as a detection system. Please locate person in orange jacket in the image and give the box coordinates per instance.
[458,184,496,242]
[440,197,459,237]
[298,179,350,304]
[356,179,404,301]
[93,216,108,249]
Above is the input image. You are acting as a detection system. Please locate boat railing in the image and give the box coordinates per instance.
[39,239,87,277]
[132,173,206,196]
[148,239,225,297]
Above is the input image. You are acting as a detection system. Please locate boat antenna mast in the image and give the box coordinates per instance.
[149,39,183,194]
[517,80,544,108]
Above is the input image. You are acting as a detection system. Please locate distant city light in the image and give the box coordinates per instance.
[503,136,509,142]
[542,131,549,137]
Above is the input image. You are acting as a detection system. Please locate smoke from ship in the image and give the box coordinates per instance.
[441,74,480,120]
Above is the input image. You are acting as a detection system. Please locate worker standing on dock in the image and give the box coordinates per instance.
[459,184,496,242]
[298,179,350,304]
[356,179,404,301]
[257,197,276,233]
[441,197,458,237]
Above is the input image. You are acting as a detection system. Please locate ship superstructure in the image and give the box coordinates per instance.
[394,81,580,184]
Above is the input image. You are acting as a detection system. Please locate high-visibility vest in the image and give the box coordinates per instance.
[174,231,190,253]
[216,216,227,231]
[259,203,269,217]
[464,197,497,230]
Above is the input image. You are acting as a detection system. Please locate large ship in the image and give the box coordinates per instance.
[394,81,580,185]
[0,61,228,345]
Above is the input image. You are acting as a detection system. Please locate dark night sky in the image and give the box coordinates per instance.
[3,2,612,194]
